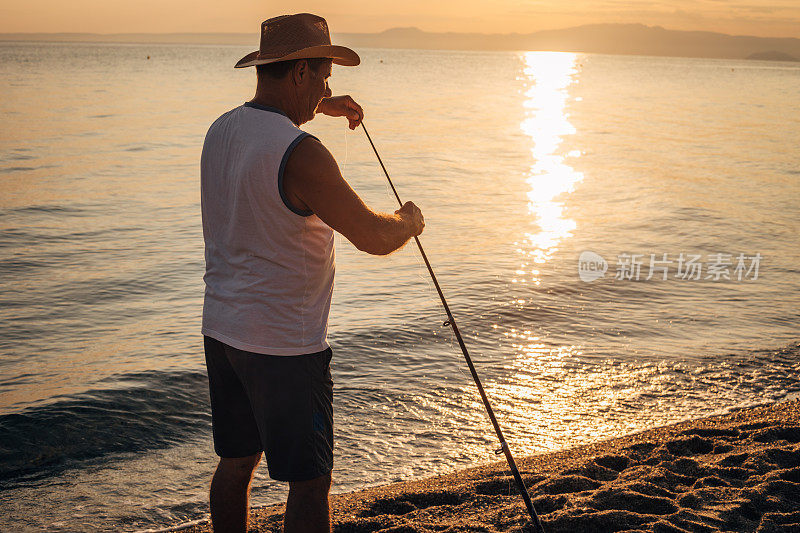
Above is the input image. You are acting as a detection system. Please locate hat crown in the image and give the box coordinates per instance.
[234,12,359,68]
[258,13,331,60]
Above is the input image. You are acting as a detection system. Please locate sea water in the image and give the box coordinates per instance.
[0,42,798,531]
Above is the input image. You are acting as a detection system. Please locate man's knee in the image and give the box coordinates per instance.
[216,453,262,484]
[288,472,331,496]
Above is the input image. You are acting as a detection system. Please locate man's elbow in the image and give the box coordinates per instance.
[354,236,395,256]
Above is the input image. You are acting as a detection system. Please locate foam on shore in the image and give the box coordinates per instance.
[181,399,800,532]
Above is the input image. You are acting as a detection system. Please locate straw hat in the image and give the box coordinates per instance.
[235,13,360,68]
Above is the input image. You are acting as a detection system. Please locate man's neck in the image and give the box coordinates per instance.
[250,90,301,126]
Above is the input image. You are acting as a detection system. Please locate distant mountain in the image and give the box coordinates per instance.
[746,50,799,61]
[2,24,799,61]
[335,24,800,61]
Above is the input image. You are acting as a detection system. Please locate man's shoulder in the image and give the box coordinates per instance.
[288,135,335,169]
[206,105,243,134]
[206,104,307,141]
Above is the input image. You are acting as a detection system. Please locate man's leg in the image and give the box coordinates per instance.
[284,472,332,533]
[210,453,262,533]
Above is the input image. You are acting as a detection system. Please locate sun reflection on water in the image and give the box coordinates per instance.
[517,51,583,283]
[486,330,667,454]
[481,52,600,454]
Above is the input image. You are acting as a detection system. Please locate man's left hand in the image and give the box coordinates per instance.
[317,95,364,130]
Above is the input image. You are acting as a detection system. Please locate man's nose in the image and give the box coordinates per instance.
[324,84,332,98]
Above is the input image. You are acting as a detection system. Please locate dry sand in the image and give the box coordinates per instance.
[182,399,800,532]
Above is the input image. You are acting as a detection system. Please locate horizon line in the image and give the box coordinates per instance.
[0,22,798,41]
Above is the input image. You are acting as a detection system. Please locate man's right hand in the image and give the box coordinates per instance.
[396,201,424,237]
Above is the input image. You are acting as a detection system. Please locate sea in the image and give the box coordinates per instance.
[0,41,798,531]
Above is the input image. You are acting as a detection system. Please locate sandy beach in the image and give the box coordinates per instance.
[178,399,800,533]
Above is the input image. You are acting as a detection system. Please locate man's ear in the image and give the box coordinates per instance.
[292,60,309,86]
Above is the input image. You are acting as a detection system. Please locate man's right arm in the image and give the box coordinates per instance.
[282,136,424,255]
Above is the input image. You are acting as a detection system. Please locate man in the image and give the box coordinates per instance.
[200,13,424,533]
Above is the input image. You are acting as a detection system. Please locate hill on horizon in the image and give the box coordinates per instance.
[337,24,800,61]
[1,23,798,61]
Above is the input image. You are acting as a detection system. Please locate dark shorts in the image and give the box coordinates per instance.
[204,336,333,482]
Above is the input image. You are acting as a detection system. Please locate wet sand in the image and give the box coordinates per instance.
[182,399,800,532]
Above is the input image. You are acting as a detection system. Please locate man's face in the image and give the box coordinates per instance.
[303,60,332,124]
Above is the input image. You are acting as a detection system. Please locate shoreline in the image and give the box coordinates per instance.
[175,399,800,532]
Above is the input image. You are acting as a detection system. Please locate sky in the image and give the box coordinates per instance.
[1,0,798,38]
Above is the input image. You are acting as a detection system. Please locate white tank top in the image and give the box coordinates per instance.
[201,102,334,355]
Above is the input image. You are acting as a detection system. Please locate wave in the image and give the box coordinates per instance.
[0,371,210,487]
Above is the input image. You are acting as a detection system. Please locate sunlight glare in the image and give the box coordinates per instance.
[519,52,583,278]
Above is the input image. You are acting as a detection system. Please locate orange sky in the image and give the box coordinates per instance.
[1,0,798,38]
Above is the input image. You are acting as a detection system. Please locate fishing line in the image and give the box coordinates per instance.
[360,122,546,532]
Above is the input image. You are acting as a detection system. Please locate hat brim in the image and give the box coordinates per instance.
[234,44,360,68]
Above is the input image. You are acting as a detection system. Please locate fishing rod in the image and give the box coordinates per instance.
[361,123,545,533]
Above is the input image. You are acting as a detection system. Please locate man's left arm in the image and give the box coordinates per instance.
[316,95,363,130]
